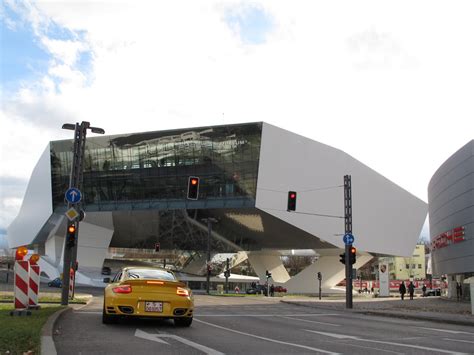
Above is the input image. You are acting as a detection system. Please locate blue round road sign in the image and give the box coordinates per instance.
[65,188,82,204]
[343,233,354,245]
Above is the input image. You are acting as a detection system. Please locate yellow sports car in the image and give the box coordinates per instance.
[102,266,194,326]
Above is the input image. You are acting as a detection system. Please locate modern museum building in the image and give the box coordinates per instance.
[7,122,427,292]
[428,140,474,300]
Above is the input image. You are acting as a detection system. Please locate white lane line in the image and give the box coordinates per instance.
[163,334,225,355]
[135,329,169,344]
[196,313,340,317]
[305,330,468,354]
[443,338,474,344]
[416,327,474,335]
[278,316,340,327]
[135,329,224,355]
[194,318,339,354]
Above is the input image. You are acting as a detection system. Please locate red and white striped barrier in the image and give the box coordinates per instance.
[69,268,75,299]
[14,261,29,310]
[29,264,40,307]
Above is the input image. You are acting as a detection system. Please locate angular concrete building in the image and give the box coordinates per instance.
[8,122,427,292]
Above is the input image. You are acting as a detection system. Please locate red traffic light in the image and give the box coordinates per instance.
[350,247,357,254]
[287,191,297,211]
[187,176,200,200]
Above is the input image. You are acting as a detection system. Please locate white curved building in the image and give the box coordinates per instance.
[8,122,427,292]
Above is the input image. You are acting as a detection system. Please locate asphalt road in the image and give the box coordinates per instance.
[54,294,474,354]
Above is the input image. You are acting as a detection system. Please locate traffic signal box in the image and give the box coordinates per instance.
[350,246,357,265]
[317,272,322,280]
[287,191,297,211]
[187,176,200,200]
[339,252,346,265]
[67,223,77,247]
[265,270,272,279]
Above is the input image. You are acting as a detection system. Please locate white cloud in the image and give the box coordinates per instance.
[1,0,474,231]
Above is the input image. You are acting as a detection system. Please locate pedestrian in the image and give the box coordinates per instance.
[234,285,240,294]
[270,284,275,297]
[422,284,427,297]
[456,282,462,301]
[408,281,415,300]
[399,281,406,300]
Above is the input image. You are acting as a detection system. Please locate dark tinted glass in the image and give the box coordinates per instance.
[51,123,262,210]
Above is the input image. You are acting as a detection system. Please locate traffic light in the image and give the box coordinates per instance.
[287,191,297,211]
[265,270,272,279]
[67,223,77,247]
[350,246,357,265]
[317,272,322,280]
[187,176,200,200]
[339,253,346,265]
[224,270,231,278]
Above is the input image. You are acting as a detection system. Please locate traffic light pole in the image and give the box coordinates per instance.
[203,218,217,295]
[61,122,104,306]
[344,175,353,309]
[61,123,85,305]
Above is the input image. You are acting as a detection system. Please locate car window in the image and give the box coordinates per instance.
[112,272,122,283]
[125,268,176,281]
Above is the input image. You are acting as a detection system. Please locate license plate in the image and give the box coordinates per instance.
[145,301,163,312]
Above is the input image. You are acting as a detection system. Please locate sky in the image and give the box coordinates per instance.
[1,0,473,240]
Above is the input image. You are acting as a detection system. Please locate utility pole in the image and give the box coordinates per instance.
[225,258,230,294]
[61,122,104,305]
[344,175,353,309]
[202,218,217,295]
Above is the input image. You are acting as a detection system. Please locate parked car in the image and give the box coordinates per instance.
[425,288,441,296]
[48,277,62,288]
[273,286,287,293]
[102,266,193,326]
[101,266,111,275]
[246,285,268,296]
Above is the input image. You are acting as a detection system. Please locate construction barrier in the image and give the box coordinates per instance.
[29,264,40,307]
[14,260,29,309]
[69,268,75,299]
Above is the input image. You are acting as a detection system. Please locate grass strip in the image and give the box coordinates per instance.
[0,304,64,354]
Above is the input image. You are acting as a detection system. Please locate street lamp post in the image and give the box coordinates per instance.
[61,121,104,305]
[202,218,217,295]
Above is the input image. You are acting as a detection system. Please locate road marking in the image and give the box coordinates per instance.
[305,330,357,340]
[135,329,224,355]
[278,316,340,327]
[135,329,169,344]
[305,330,468,354]
[196,313,339,317]
[416,327,474,335]
[194,318,339,354]
[443,338,474,344]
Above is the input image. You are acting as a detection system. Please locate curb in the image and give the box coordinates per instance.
[280,300,474,327]
[359,310,474,327]
[40,307,72,355]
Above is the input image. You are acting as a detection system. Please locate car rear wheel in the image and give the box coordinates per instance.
[102,303,116,324]
[174,317,193,327]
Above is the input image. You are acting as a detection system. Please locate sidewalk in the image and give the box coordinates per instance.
[281,295,474,326]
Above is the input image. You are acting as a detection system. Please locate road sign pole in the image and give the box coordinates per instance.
[344,175,353,309]
[61,122,104,305]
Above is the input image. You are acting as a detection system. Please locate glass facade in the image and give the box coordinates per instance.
[51,123,262,211]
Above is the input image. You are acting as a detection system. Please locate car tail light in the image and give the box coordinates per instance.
[176,287,189,297]
[112,285,132,294]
